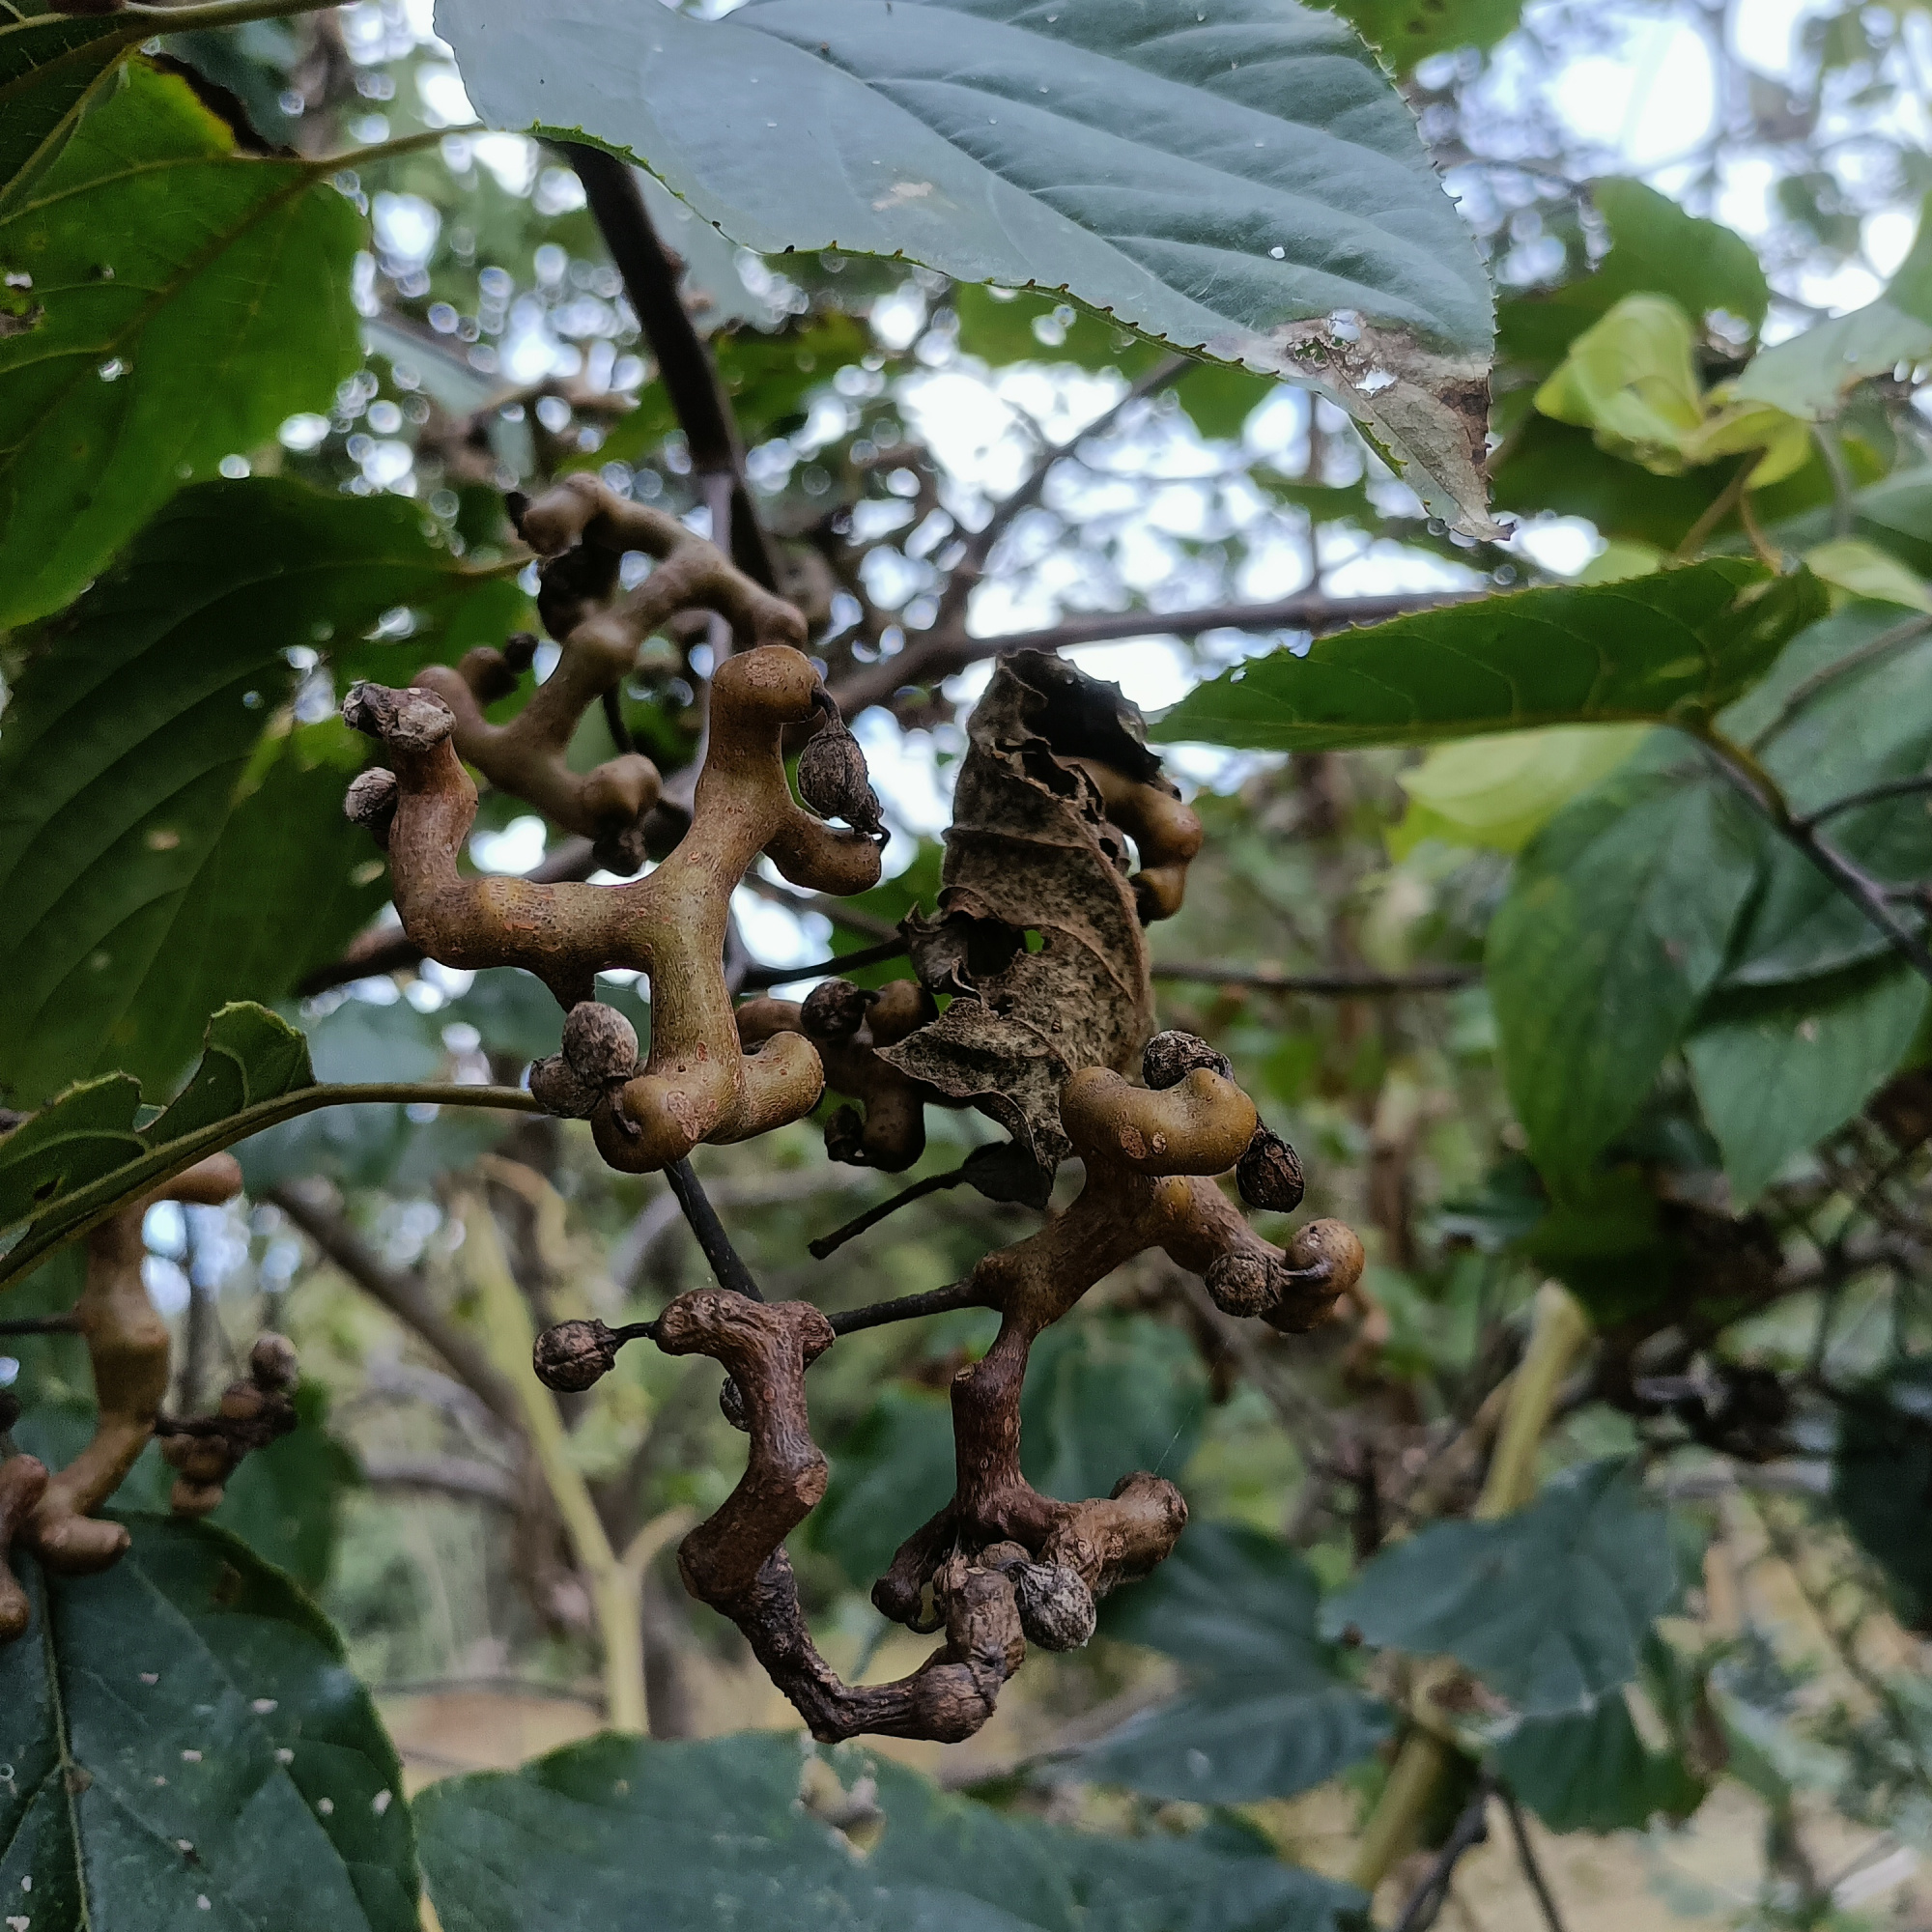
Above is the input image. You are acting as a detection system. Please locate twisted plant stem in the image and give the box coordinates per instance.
[809,1168,972,1260]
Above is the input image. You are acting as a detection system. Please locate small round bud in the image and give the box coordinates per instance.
[1012,1562,1096,1651]
[719,1376,749,1432]
[1206,1251,1274,1320]
[170,1481,225,1520]
[533,1319,621,1393]
[562,1002,639,1084]
[343,767,399,842]
[219,1384,270,1425]
[1142,1030,1232,1092]
[801,979,876,1040]
[500,630,540,673]
[591,818,650,878]
[797,724,885,838]
[1236,1127,1305,1213]
[529,1054,603,1120]
[249,1333,299,1392]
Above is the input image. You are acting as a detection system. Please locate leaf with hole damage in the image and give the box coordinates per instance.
[0,478,519,1110]
[1157,560,1826,753]
[1321,1459,1686,1717]
[0,62,362,627]
[0,1513,417,1930]
[1065,1522,1390,1803]
[413,1729,1364,1932]
[440,0,1499,534]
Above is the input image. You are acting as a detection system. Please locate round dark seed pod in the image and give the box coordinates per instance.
[1011,1562,1096,1651]
[801,978,877,1040]
[823,1103,867,1166]
[343,767,400,843]
[1236,1127,1305,1213]
[1141,1030,1232,1092]
[719,1376,750,1433]
[563,1001,640,1084]
[529,1054,604,1120]
[532,1319,622,1393]
[797,724,885,839]
[1205,1251,1274,1320]
[249,1333,299,1392]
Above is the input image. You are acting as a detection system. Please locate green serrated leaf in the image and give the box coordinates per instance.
[1687,957,1929,1204]
[440,0,1500,534]
[1321,1459,1687,1717]
[0,479,520,1108]
[1156,560,1825,753]
[0,62,362,627]
[1067,1521,1390,1803]
[0,1514,417,1929]
[1485,741,1763,1180]
[414,1731,1364,1932]
[1327,0,1523,69]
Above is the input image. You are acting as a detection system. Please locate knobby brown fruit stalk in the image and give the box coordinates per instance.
[335,482,1365,1741]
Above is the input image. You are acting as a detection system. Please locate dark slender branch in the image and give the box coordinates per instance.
[1152,962,1479,995]
[809,1168,969,1260]
[265,1182,526,1433]
[1391,1783,1492,1932]
[561,142,778,592]
[602,688,636,755]
[930,354,1191,639]
[738,937,911,992]
[1796,771,1932,831]
[829,589,1480,716]
[827,1279,987,1336]
[1695,731,1932,986]
[0,1313,82,1337]
[664,1158,764,1300]
[1500,1789,1569,1932]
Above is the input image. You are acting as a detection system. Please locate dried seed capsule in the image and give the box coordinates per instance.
[529,1054,604,1120]
[1205,1251,1274,1320]
[532,1319,622,1394]
[1236,1127,1305,1213]
[797,724,885,839]
[823,1103,867,1166]
[500,630,539,673]
[719,1376,749,1432]
[563,1001,640,1084]
[1011,1562,1096,1651]
[249,1333,299,1392]
[1141,1030,1232,1092]
[343,767,400,845]
[342,681,455,752]
[801,978,876,1040]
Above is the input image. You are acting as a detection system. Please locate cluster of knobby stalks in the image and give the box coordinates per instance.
[0,1152,300,1645]
[6,473,1365,1734]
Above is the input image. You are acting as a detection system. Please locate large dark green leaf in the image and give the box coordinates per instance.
[1833,1359,1932,1631]
[0,62,361,627]
[441,0,1500,534]
[1020,1314,1208,1504]
[414,1731,1363,1932]
[0,479,519,1108]
[0,11,134,213]
[810,1384,958,1591]
[1067,1522,1390,1803]
[1686,957,1929,1205]
[0,1514,417,1929]
[1321,1459,1685,1718]
[1155,562,1825,753]
[1493,1693,1703,1834]
[1485,743,1763,1181]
